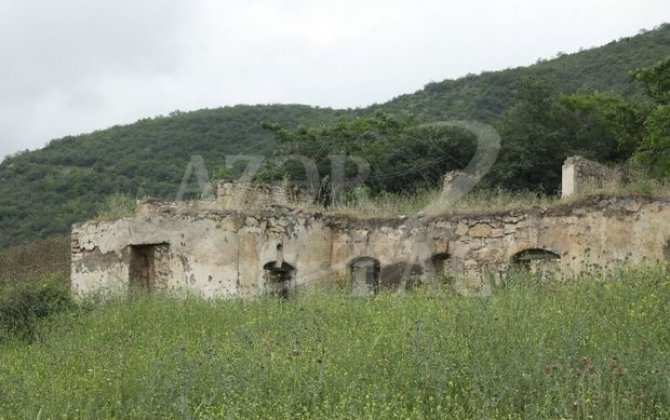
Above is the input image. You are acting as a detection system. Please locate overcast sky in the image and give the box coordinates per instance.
[0,0,667,160]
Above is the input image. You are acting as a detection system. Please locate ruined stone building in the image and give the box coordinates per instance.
[71,158,670,299]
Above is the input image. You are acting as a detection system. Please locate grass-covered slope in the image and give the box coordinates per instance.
[0,24,669,247]
[0,269,668,418]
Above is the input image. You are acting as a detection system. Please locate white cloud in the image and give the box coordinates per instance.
[0,0,667,159]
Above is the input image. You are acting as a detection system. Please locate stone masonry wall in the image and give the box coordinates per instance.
[71,196,670,299]
[562,156,622,198]
[217,181,312,211]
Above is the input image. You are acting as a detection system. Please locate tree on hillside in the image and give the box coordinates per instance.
[632,57,670,178]
[560,93,646,162]
[484,78,574,192]
[633,56,670,105]
[484,64,670,192]
[258,112,477,203]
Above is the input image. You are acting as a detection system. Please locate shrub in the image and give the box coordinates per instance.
[0,274,73,342]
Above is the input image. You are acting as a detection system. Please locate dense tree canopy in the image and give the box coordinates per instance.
[258,113,477,204]
[484,78,573,192]
[482,55,670,192]
[632,57,670,178]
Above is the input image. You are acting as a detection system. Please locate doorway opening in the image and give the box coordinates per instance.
[349,257,380,296]
[263,260,296,298]
[129,243,171,293]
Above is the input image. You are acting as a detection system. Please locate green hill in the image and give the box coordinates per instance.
[1,24,669,248]
[0,105,345,246]
[371,24,670,121]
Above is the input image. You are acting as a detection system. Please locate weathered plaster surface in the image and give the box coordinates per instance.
[72,196,670,299]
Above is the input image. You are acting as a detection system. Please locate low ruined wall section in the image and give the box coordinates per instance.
[71,198,670,299]
[562,156,621,198]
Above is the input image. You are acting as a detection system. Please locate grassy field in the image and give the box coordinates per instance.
[0,268,668,419]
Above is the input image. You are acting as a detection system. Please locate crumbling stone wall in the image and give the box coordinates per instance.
[72,160,669,299]
[562,156,621,198]
[217,181,312,211]
[71,196,670,299]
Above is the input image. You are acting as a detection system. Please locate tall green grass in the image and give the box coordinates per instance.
[0,268,668,419]
[96,194,138,221]
[319,179,670,219]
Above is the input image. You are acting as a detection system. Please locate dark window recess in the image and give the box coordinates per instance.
[513,249,560,264]
[510,248,560,278]
[349,257,380,295]
[263,261,296,298]
[129,243,171,292]
[430,253,450,276]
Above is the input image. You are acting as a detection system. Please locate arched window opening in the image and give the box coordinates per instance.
[263,260,296,298]
[509,248,561,280]
[513,248,560,264]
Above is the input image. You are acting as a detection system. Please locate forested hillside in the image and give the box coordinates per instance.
[0,106,344,246]
[372,24,670,121]
[0,24,669,248]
